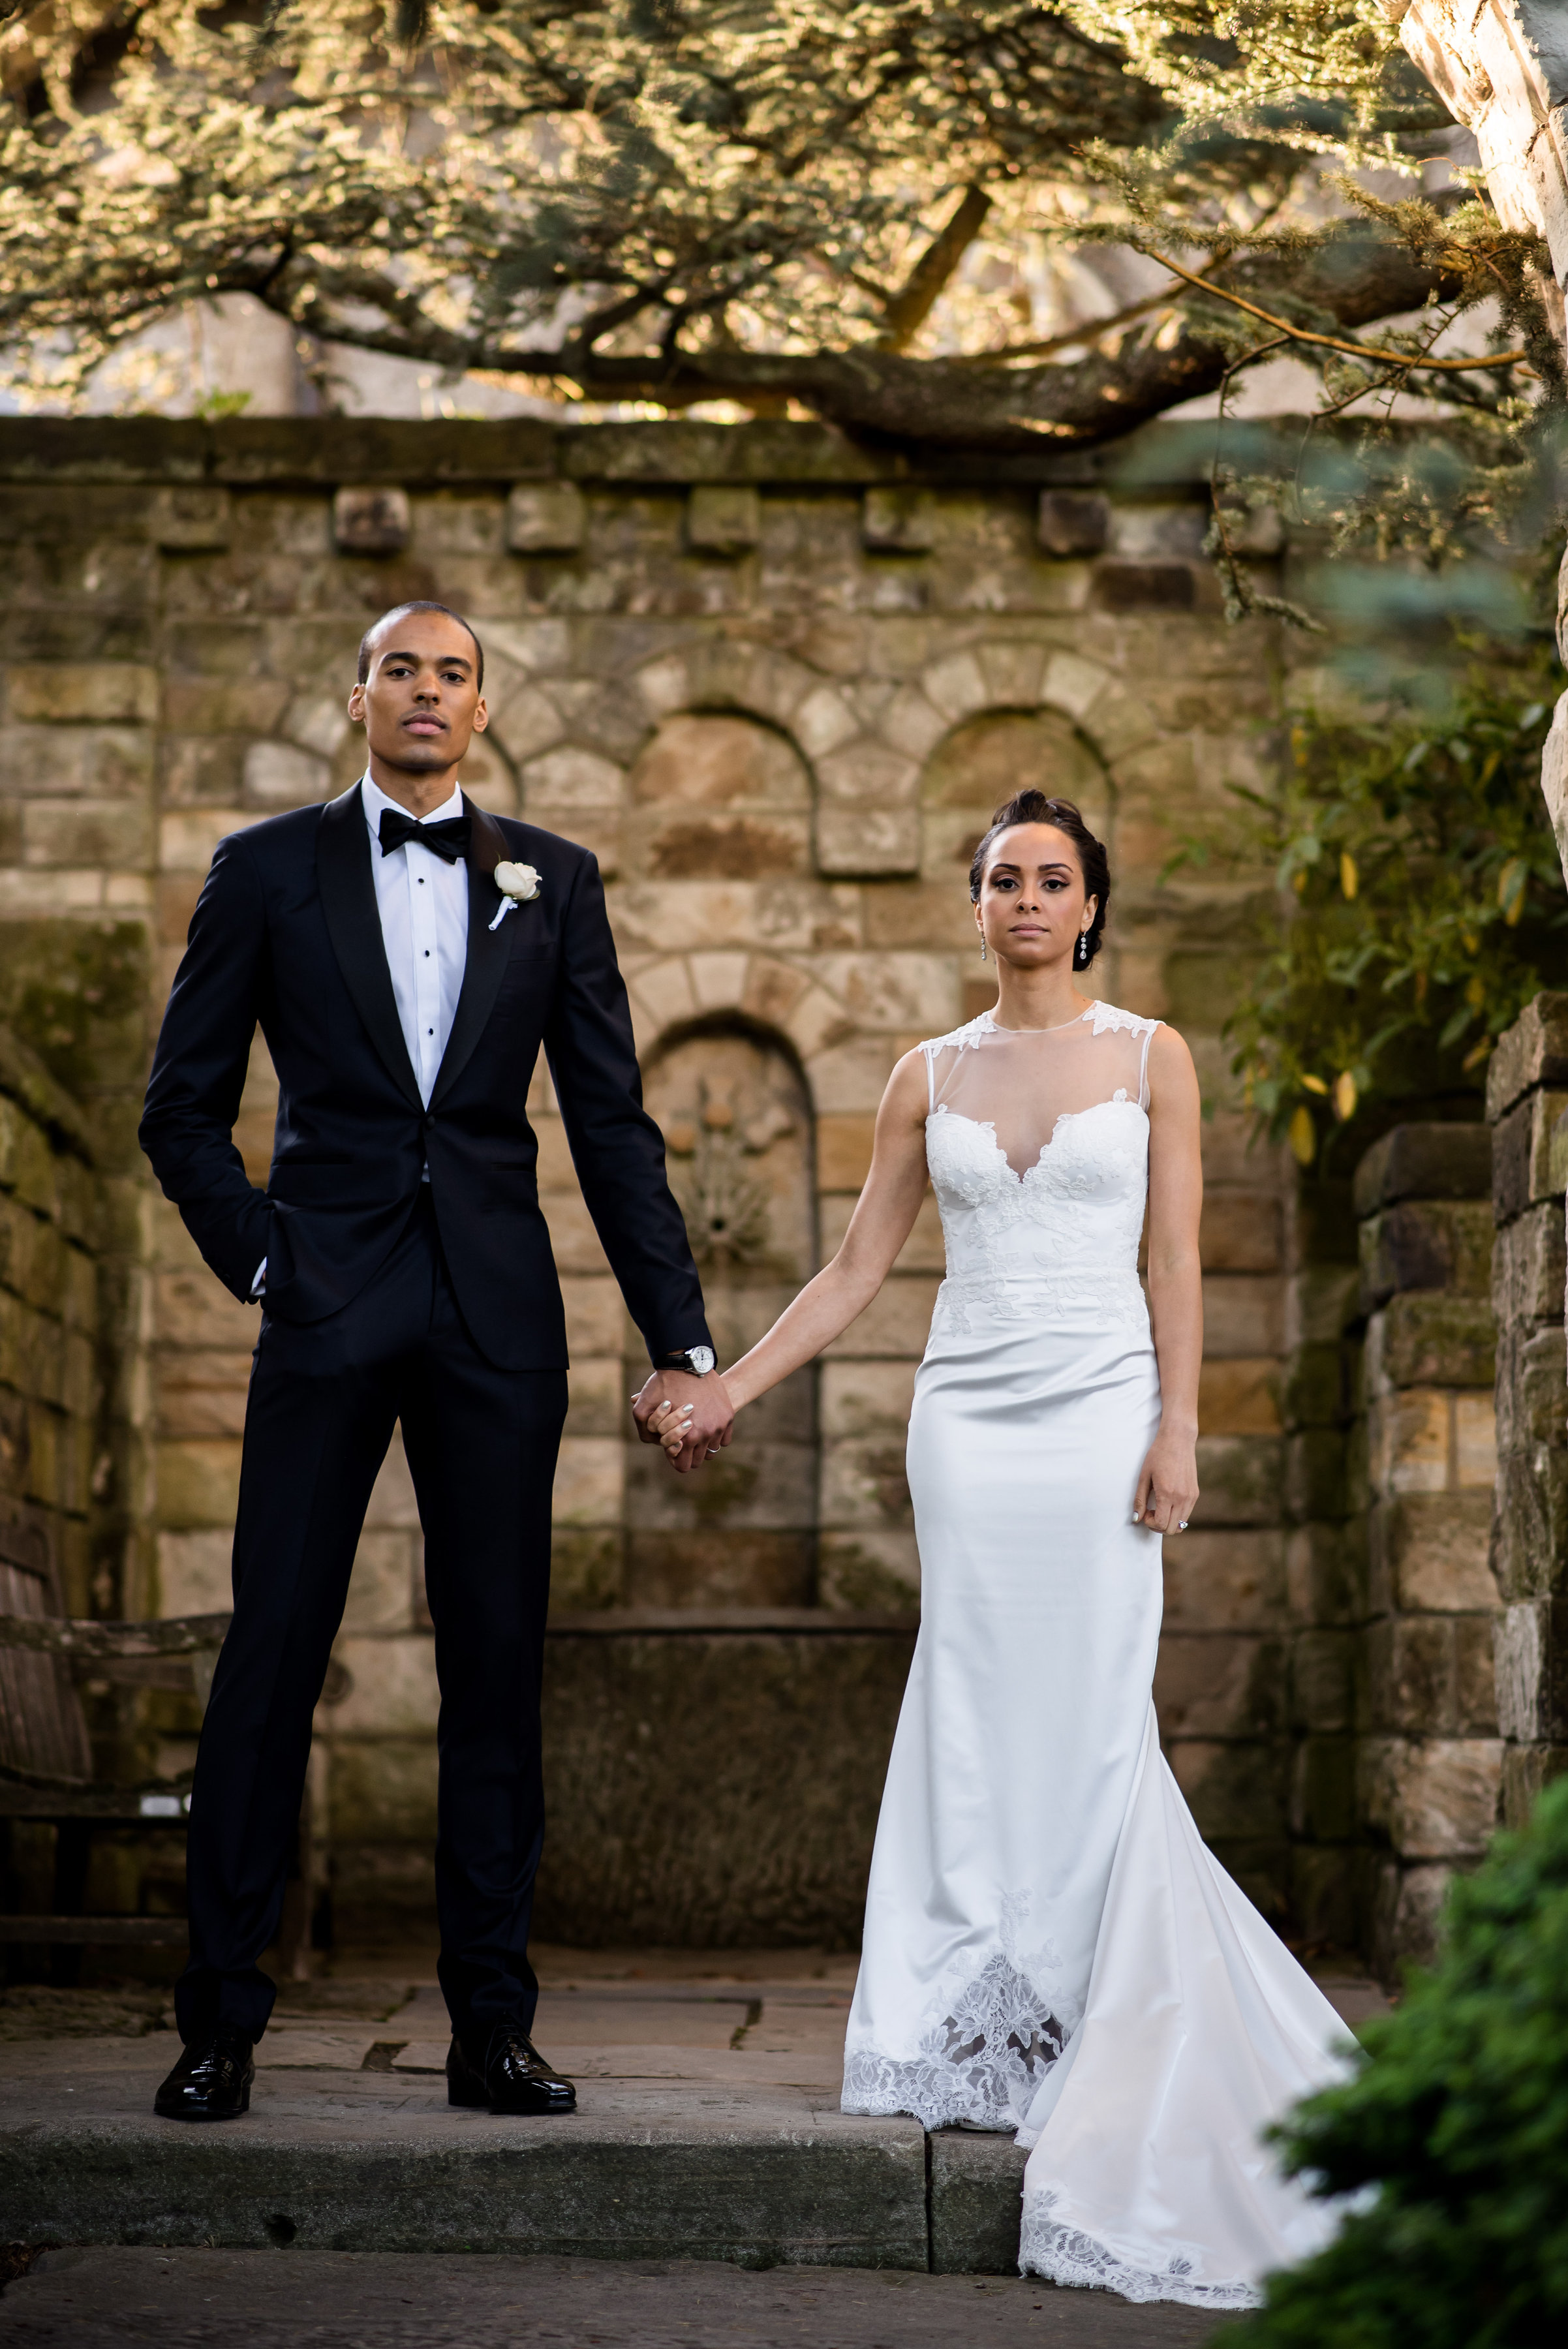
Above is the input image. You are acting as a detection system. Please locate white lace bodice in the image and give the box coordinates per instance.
[921,1004,1159,1332]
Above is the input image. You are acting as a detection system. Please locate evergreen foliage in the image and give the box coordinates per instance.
[1206,644,1567,1165]
[1233,1773,1568,2349]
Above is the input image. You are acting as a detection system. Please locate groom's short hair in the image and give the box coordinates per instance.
[358,602,485,690]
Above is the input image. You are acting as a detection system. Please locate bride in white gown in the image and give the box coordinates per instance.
[642,790,1350,2309]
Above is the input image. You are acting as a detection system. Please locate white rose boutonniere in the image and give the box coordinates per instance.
[489,860,542,932]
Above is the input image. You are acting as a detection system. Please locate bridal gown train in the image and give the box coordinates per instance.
[839,1004,1350,2310]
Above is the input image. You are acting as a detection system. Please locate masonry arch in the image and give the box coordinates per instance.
[626,1010,820,1608]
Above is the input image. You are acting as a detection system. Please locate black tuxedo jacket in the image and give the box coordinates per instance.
[139,784,711,1372]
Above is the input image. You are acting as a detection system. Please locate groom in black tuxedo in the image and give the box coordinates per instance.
[140,601,730,2121]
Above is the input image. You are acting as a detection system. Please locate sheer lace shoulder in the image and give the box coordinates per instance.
[1086,1003,1159,1038]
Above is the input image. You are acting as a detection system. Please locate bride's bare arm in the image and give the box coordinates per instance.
[635,1048,931,1456]
[1136,1022,1203,1534]
[725,1048,932,1407]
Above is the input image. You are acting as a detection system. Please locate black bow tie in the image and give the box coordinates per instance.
[377,808,472,864]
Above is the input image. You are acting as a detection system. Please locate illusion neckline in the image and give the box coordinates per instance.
[931,1096,1146,1184]
[981,1004,1099,1037]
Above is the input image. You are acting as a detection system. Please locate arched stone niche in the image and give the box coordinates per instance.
[627,1016,818,1608]
[627,713,812,880]
[923,707,1111,886]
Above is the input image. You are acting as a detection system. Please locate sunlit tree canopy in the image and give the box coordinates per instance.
[0,0,1558,474]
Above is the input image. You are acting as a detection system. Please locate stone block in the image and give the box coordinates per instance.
[822,1277,940,1361]
[1486,991,1568,1123]
[1502,1740,1568,1829]
[522,746,623,809]
[1371,1491,1496,1614]
[1193,1436,1283,1527]
[1372,1859,1453,1974]
[1353,1122,1492,1216]
[162,675,293,735]
[149,488,232,551]
[1359,1199,1494,1308]
[861,489,934,554]
[1285,1266,1361,1349]
[1370,1293,1494,1391]
[1492,1323,1567,1454]
[1154,1633,1284,1738]
[1167,1738,1288,1841]
[333,487,410,555]
[1093,561,1197,613]
[154,1436,243,1529]
[1197,1356,1281,1435]
[929,2132,1028,2274]
[815,806,921,878]
[155,1528,233,1617]
[1201,1274,1283,1356]
[5,664,160,725]
[1367,1389,1450,1497]
[22,799,155,869]
[1492,1443,1568,1602]
[1495,1595,1568,1743]
[816,1114,876,1191]
[341,1531,419,1635]
[1280,1342,1346,1432]
[328,1736,438,1843]
[1368,1615,1464,1737]
[1289,1841,1360,1950]
[1291,1734,1357,1841]
[549,1527,624,1612]
[3,722,154,801]
[507,484,586,555]
[686,487,761,555]
[1359,1734,1502,1860]
[534,1624,917,1944]
[819,1360,917,1440]
[1036,491,1109,559]
[1292,1629,1357,1733]
[1491,1200,1565,1328]
[1454,1393,1496,1488]
[1285,1428,1349,1520]
[1492,1086,1568,1223]
[327,1633,440,1736]
[818,1529,920,1612]
[1286,1520,1367,1626]
[1200,1190,1282,1272]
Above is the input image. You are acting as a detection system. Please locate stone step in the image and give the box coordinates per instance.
[0,2037,1028,2273]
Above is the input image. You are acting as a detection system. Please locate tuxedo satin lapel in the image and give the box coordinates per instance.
[316,786,423,1112]
[430,800,515,1109]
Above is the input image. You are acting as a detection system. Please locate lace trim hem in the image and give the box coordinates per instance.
[1019,2196,1263,2311]
[840,2051,1022,2134]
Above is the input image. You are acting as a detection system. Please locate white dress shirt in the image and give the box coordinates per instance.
[360,770,470,1105]
[252,774,471,1295]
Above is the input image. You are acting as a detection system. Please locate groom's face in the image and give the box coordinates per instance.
[348,612,489,775]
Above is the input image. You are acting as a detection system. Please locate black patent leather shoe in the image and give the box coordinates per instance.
[154,2029,254,2122]
[447,2026,576,2115]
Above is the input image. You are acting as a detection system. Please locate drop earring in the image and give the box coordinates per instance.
[1076,929,1088,967]
[979,934,988,961]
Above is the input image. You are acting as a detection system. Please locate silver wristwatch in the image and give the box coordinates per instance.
[660,1346,716,1377]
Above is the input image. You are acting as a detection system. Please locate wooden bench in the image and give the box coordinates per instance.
[0,1512,228,1977]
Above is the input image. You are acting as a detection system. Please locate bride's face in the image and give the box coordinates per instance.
[975,823,1097,971]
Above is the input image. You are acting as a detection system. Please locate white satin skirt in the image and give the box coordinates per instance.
[840,1291,1350,2309]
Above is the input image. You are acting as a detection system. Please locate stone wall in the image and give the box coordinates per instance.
[1282,1120,1502,1976]
[0,416,1309,1946]
[1489,994,1568,1819]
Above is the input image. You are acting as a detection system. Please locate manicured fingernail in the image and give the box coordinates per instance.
[1131,1511,1141,1522]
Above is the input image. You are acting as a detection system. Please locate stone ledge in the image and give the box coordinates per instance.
[1485,992,1568,1124]
[0,415,1403,495]
[1352,1122,1492,1218]
[0,2045,1062,2275]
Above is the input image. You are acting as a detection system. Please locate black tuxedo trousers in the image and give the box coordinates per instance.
[177,1190,566,2050]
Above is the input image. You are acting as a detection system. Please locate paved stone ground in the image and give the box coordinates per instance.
[0,1945,1387,2329]
[1,2247,1238,2347]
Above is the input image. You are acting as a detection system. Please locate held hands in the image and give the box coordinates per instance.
[630,1368,735,1475]
[1133,1426,1199,1537]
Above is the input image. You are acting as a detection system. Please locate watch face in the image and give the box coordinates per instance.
[687,1345,716,1376]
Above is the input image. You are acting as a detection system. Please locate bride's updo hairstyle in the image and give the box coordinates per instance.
[969,790,1111,968]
